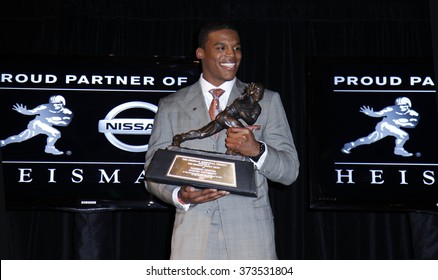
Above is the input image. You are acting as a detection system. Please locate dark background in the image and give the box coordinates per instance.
[1,0,438,259]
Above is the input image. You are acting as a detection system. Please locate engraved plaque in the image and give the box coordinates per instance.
[167,155,237,188]
[145,147,257,197]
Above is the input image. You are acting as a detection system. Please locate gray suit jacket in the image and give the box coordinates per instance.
[144,79,299,259]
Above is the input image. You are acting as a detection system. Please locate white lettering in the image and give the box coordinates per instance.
[390,76,402,85]
[335,169,355,184]
[370,170,384,184]
[144,76,154,85]
[361,76,373,86]
[410,76,422,85]
[77,75,90,84]
[347,76,358,85]
[134,170,145,184]
[91,75,103,84]
[64,75,161,86]
[162,76,175,86]
[105,76,114,84]
[0,73,57,84]
[333,76,402,86]
[1,73,13,82]
[18,168,33,183]
[178,77,188,86]
[71,169,84,183]
[48,169,56,183]
[65,75,77,83]
[334,76,345,85]
[422,76,435,86]
[410,76,435,86]
[116,76,127,85]
[423,170,435,185]
[46,74,57,83]
[130,76,140,85]
[399,170,408,185]
[98,169,121,183]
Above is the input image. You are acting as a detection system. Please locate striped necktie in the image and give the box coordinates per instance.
[208,88,225,120]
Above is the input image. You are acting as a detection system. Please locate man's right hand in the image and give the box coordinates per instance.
[179,186,229,204]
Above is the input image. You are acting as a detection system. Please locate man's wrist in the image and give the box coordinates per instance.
[250,141,266,162]
[172,188,190,211]
[177,189,187,205]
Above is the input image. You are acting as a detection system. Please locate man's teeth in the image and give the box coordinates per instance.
[221,63,235,67]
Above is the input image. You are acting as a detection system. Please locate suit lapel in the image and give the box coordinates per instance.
[180,82,210,127]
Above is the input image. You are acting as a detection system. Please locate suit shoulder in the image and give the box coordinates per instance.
[260,88,280,105]
[236,80,278,97]
[159,85,192,104]
[258,88,283,112]
[263,88,279,98]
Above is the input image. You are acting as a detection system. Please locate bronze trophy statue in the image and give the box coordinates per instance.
[172,82,264,155]
[145,82,264,197]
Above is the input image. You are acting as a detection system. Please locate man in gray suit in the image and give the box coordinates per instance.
[144,22,299,259]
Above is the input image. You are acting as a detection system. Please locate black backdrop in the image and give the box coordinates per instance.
[1,0,438,259]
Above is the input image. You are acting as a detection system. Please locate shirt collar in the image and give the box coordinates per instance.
[199,74,236,96]
[199,74,236,109]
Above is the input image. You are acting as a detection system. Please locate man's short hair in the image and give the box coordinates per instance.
[198,22,239,48]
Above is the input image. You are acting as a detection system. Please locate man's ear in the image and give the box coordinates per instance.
[196,48,204,59]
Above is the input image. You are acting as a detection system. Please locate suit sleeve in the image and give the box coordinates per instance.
[258,92,299,185]
[144,98,179,205]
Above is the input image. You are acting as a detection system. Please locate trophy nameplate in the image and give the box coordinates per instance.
[145,147,257,197]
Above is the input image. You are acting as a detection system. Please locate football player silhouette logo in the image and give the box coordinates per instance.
[1,95,73,155]
[341,97,419,157]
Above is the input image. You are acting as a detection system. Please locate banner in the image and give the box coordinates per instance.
[307,58,438,212]
[0,55,200,211]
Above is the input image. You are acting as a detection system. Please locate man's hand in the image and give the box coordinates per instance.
[225,127,260,157]
[179,186,229,204]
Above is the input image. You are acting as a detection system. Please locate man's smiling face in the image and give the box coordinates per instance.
[196,28,242,87]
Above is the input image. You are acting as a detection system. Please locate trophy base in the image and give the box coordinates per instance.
[145,146,257,197]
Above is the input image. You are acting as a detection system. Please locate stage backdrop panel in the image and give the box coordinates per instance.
[307,57,437,212]
[0,55,200,211]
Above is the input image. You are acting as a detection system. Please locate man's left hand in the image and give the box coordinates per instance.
[225,127,260,157]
